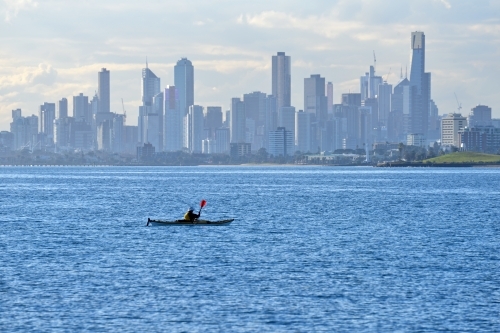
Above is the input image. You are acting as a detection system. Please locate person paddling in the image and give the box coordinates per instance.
[183,200,207,223]
[184,207,200,223]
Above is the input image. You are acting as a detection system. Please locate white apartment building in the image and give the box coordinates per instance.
[441,113,467,147]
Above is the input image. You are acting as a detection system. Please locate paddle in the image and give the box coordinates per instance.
[199,199,207,216]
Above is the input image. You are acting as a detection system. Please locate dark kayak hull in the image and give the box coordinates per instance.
[147,218,234,226]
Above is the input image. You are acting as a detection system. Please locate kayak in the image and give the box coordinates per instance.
[147,218,234,226]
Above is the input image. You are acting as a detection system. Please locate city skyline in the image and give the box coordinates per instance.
[0,1,499,131]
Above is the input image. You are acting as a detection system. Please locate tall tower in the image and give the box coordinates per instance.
[409,31,430,136]
[142,66,161,107]
[326,82,334,113]
[73,93,90,124]
[174,58,194,115]
[98,68,110,113]
[58,98,68,119]
[304,74,327,123]
[230,97,245,143]
[272,52,291,111]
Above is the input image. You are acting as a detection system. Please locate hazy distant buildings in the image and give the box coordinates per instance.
[272,52,291,111]
[10,110,38,150]
[174,58,194,115]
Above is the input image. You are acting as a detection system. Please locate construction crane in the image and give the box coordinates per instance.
[121,98,127,124]
[384,67,391,82]
[454,93,462,113]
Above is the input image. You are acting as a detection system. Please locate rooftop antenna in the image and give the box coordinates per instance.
[405,66,408,79]
[146,56,148,69]
[400,66,403,80]
[373,50,376,73]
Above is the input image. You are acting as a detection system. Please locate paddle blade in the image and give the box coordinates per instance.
[200,199,207,209]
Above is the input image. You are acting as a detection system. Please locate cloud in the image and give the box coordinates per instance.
[3,0,38,22]
[435,0,451,9]
[0,63,57,89]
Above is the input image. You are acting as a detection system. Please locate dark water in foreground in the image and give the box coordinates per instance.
[0,166,499,332]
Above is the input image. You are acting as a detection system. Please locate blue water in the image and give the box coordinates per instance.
[0,166,499,332]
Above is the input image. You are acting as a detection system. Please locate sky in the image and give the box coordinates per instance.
[0,0,499,130]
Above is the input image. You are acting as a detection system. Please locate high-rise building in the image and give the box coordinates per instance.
[360,66,382,101]
[468,105,492,127]
[378,82,392,127]
[10,110,38,150]
[304,74,327,123]
[164,86,183,152]
[205,106,223,139]
[39,102,56,145]
[268,127,294,157]
[98,68,110,113]
[278,106,296,140]
[442,113,467,147]
[230,97,245,143]
[139,66,161,145]
[409,31,430,136]
[73,93,90,124]
[326,82,334,113]
[185,105,204,153]
[58,98,68,119]
[391,77,411,140]
[243,91,267,150]
[295,110,311,153]
[142,66,161,107]
[272,52,291,111]
[174,58,194,115]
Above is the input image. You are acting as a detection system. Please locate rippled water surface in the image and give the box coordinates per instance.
[1,166,499,332]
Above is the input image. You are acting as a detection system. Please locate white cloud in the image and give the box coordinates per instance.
[3,0,38,22]
[435,0,452,9]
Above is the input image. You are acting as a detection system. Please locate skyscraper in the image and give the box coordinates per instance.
[73,93,90,124]
[185,105,204,153]
[272,52,291,111]
[295,110,311,153]
[39,102,56,145]
[230,97,245,143]
[409,31,430,136]
[139,66,161,145]
[58,98,68,119]
[326,82,334,113]
[142,66,161,107]
[174,58,194,115]
[98,68,110,113]
[164,86,183,151]
[304,74,327,123]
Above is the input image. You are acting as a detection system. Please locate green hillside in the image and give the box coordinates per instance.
[425,152,500,163]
